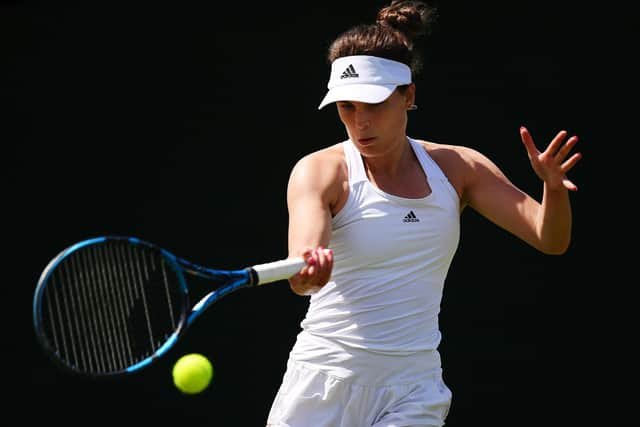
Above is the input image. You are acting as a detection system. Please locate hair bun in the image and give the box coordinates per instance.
[376,0,437,40]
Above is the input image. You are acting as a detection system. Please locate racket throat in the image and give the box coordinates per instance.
[246,267,259,286]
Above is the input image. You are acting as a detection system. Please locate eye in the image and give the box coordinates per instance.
[337,102,355,110]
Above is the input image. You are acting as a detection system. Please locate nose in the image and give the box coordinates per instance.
[354,110,371,130]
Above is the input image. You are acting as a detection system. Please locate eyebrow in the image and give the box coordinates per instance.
[338,100,386,106]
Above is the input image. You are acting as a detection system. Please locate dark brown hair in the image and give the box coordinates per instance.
[327,1,437,78]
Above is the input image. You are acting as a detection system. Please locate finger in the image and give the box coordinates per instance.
[554,135,579,162]
[318,248,333,271]
[316,247,333,276]
[561,152,582,173]
[305,264,316,276]
[301,248,315,264]
[519,126,539,157]
[562,178,578,191]
[312,246,322,261]
[545,130,568,156]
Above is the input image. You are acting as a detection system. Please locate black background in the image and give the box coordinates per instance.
[2,1,633,426]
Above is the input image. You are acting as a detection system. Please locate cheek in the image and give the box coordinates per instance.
[338,113,357,133]
[380,109,407,133]
[337,110,352,126]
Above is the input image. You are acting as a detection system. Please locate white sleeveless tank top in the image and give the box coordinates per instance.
[296,137,460,357]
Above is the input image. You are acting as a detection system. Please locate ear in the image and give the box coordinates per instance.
[405,83,416,108]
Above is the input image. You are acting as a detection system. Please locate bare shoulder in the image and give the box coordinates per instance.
[414,139,492,200]
[288,143,347,194]
[309,142,345,164]
[291,142,346,179]
[288,142,348,211]
[418,139,494,172]
[418,139,481,163]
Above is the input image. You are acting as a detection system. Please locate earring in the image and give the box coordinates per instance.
[408,104,418,111]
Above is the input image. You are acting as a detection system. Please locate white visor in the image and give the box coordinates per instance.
[318,55,412,110]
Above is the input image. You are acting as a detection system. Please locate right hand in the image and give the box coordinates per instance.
[289,247,333,296]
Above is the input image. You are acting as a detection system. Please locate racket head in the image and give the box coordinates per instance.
[33,236,190,377]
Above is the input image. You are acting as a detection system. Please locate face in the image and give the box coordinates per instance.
[335,84,415,158]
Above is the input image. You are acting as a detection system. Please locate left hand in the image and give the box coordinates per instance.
[520,126,582,191]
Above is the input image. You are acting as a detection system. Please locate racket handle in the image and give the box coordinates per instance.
[250,257,306,285]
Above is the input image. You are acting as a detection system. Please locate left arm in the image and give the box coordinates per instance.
[461,127,581,254]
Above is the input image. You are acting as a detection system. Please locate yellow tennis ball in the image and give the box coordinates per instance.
[172,353,213,394]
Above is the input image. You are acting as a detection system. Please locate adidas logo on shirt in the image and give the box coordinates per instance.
[340,64,359,79]
[403,211,420,223]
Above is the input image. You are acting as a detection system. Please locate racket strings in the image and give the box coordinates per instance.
[39,241,185,375]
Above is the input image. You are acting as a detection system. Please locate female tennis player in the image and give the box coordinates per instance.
[266,1,581,426]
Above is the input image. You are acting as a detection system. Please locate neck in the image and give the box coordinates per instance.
[361,136,413,177]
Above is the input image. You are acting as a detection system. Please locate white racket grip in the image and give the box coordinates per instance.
[252,257,306,285]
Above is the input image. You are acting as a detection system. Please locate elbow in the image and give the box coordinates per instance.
[539,238,571,255]
[542,246,569,256]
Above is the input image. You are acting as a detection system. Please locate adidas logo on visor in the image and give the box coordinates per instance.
[318,56,413,110]
[340,64,359,79]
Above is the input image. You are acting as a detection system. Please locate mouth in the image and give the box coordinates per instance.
[357,137,376,145]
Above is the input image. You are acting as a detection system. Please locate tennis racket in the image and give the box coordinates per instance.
[32,236,306,377]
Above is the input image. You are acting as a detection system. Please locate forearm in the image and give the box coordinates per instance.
[288,202,332,257]
[286,198,334,296]
[537,183,572,254]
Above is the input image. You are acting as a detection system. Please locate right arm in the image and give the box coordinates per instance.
[286,149,343,295]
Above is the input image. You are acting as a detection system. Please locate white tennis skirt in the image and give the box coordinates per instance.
[266,332,452,427]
